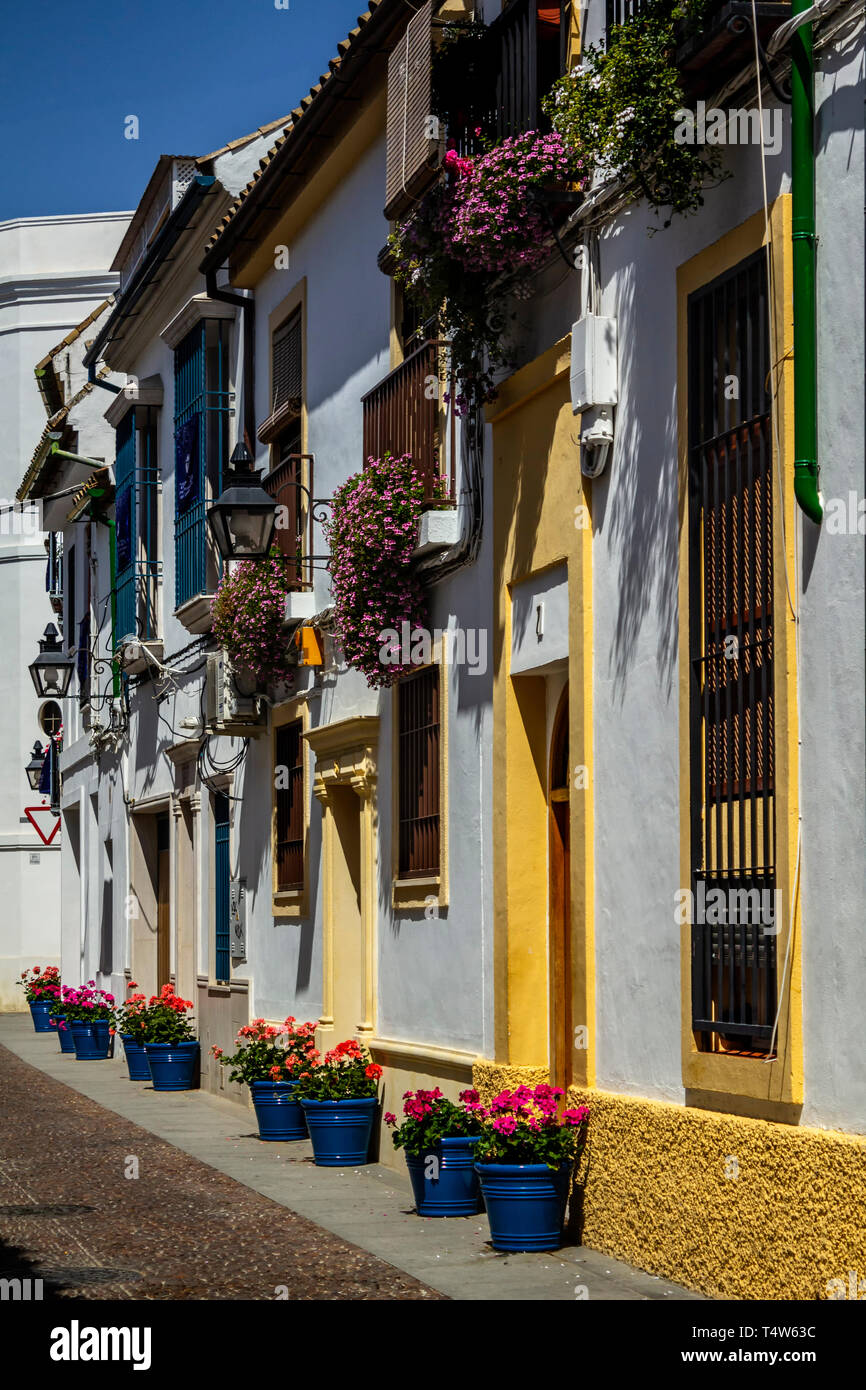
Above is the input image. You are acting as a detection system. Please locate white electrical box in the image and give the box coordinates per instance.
[570,314,618,414]
[230,878,247,960]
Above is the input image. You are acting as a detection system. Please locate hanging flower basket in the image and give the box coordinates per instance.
[212,551,299,691]
[325,453,427,688]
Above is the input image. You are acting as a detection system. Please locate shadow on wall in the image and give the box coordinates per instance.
[595,249,679,707]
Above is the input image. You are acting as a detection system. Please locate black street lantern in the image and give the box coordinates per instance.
[29,623,74,698]
[25,741,45,791]
[207,442,277,561]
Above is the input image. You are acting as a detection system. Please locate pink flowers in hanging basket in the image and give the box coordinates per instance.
[440,131,586,276]
[324,452,428,689]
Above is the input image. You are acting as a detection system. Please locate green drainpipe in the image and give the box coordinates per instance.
[791,0,823,524]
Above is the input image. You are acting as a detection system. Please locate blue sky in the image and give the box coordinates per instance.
[1,0,370,221]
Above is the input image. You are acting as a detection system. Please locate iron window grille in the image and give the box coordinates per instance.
[688,248,777,1054]
[275,720,304,892]
[397,665,441,878]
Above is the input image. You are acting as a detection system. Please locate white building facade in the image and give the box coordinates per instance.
[0,211,128,1008]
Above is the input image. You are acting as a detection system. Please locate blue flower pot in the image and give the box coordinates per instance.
[68,1018,112,1061]
[300,1097,378,1166]
[144,1041,199,1091]
[405,1136,483,1216]
[29,1001,53,1032]
[51,1015,75,1054]
[250,1080,307,1140]
[476,1162,571,1252]
[121,1035,151,1081]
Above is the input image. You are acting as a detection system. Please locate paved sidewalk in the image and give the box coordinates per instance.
[0,1014,702,1301]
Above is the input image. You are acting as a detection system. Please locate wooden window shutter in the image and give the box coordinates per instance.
[258,309,302,445]
[397,665,440,877]
[384,0,437,220]
[275,720,304,891]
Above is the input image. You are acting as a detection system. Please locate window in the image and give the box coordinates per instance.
[173,321,232,608]
[213,792,231,983]
[115,408,161,642]
[688,249,776,1055]
[46,532,63,605]
[488,0,570,140]
[39,702,63,737]
[397,666,440,877]
[261,308,309,584]
[275,720,304,892]
[65,542,76,655]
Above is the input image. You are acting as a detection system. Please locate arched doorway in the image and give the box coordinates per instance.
[548,685,572,1091]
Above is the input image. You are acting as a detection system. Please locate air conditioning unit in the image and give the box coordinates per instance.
[204,652,264,735]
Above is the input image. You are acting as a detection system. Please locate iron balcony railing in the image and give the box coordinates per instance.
[361,340,454,500]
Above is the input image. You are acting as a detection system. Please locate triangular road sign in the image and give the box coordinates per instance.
[25,806,61,846]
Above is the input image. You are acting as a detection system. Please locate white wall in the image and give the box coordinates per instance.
[0,211,129,1007]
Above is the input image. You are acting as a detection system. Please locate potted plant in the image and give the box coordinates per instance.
[292,1039,382,1166]
[138,985,199,1091]
[60,983,116,1061]
[212,1017,319,1140]
[17,965,61,1032]
[113,982,152,1081]
[473,1085,589,1252]
[48,995,75,1054]
[385,1087,484,1216]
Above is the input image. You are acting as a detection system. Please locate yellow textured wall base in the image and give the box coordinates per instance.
[473,1063,866,1300]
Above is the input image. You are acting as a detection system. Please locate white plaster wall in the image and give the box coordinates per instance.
[575,8,864,1127]
[0,211,129,1007]
[800,23,865,1131]
[246,132,495,1053]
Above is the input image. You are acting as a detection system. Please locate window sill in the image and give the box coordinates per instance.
[175,594,214,635]
[392,875,446,911]
[273,887,308,920]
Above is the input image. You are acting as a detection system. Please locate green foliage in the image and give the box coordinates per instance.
[292,1039,382,1102]
[212,1017,318,1086]
[544,0,729,226]
[388,184,514,410]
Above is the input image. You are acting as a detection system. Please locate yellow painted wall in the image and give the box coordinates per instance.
[488,338,594,1084]
[475,1062,866,1300]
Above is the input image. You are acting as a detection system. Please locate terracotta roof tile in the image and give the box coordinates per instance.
[18,368,113,501]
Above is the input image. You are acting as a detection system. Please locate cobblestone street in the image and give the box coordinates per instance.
[0,1016,700,1302]
[0,1042,440,1301]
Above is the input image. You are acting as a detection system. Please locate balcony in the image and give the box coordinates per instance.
[264,453,315,589]
[605,0,792,98]
[361,341,453,501]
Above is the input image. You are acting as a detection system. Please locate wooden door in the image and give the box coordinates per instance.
[549,687,572,1091]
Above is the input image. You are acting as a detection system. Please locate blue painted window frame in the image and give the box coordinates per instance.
[173,320,233,608]
[115,409,162,642]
